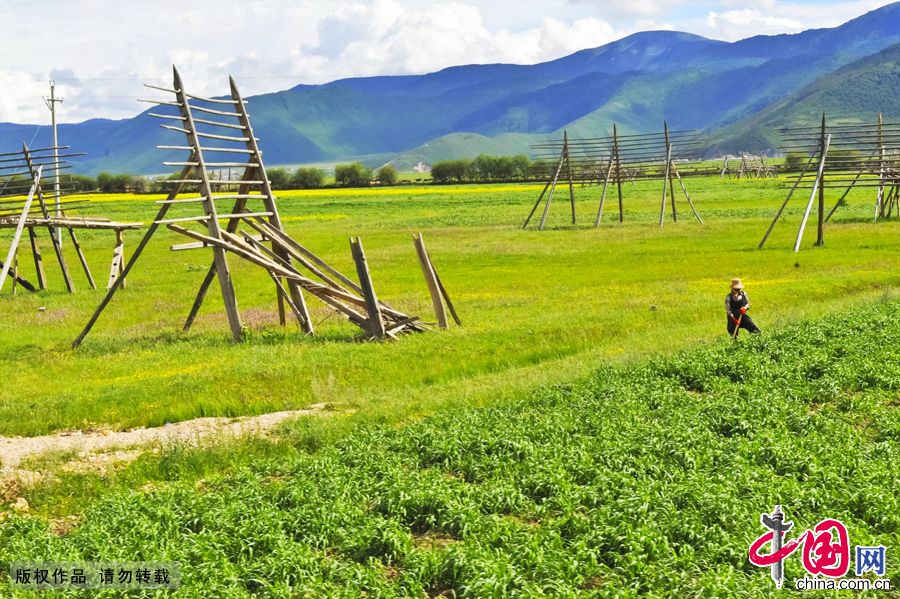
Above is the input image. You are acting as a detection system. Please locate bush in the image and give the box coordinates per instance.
[377,165,398,185]
[334,162,372,187]
[431,159,471,183]
[291,167,325,189]
[267,168,291,190]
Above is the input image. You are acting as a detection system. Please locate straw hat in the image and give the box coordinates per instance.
[730,278,744,290]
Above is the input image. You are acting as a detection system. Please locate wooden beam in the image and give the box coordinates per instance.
[794,133,831,252]
[413,233,447,328]
[174,66,243,341]
[28,228,46,290]
[350,237,385,339]
[67,227,96,289]
[0,168,39,293]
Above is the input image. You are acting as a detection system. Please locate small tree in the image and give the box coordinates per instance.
[267,168,291,190]
[291,167,325,189]
[334,162,372,187]
[377,164,398,185]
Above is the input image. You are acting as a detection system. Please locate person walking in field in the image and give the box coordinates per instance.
[726,278,761,337]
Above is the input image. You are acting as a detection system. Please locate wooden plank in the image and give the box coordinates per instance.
[430,259,461,327]
[350,237,385,338]
[413,233,447,328]
[0,168,40,293]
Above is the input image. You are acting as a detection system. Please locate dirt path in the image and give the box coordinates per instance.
[0,405,326,473]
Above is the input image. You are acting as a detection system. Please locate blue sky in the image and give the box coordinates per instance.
[0,0,893,123]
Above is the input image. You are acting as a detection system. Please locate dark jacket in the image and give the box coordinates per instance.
[725,291,749,318]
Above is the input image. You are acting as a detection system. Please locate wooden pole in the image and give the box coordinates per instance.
[230,75,312,334]
[67,227,96,289]
[413,233,447,328]
[23,144,74,292]
[875,112,885,222]
[28,228,46,290]
[593,151,615,227]
[173,66,243,341]
[659,138,672,226]
[350,237,385,339]
[664,122,677,223]
[72,172,188,348]
[674,167,703,224]
[795,133,831,252]
[564,131,576,225]
[0,166,40,292]
[758,149,819,249]
[522,177,554,229]
[815,114,826,246]
[538,141,566,231]
[614,125,623,222]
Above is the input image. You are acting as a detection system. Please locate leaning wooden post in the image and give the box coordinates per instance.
[614,125,624,222]
[594,150,615,227]
[674,167,703,224]
[229,75,313,334]
[350,237,385,339]
[413,233,447,328]
[67,227,96,289]
[815,113,826,246]
[538,141,566,230]
[759,148,819,249]
[173,66,243,341]
[28,228,46,290]
[664,122,677,223]
[23,144,74,293]
[875,112,886,222]
[11,250,18,295]
[794,132,831,252]
[107,229,125,290]
[659,129,673,226]
[564,131,576,225]
[0,166,40,293]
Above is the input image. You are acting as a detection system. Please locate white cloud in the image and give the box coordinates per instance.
[706,9,805,40]
[0,0,894,124]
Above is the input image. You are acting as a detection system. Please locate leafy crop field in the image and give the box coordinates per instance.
[2,301,898,596]
[1,176,899,438]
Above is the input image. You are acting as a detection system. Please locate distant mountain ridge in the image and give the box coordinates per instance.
[1,2,899,174]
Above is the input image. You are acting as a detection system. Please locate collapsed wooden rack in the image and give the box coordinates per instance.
[0,144,141,294]
[73,67,458,347]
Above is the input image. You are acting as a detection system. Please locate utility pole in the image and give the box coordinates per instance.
[44,80,63,244]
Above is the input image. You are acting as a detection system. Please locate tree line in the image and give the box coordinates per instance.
[430,154,544,183]
[29,153,550,194]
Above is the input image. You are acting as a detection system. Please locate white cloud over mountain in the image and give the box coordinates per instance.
[0,0,893,124]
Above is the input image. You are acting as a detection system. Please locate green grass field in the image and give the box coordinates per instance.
[3,297,898,596]
[1,174,899,596]
[1,176,898,438]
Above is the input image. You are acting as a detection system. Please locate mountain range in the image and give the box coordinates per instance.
[1,2,899,175]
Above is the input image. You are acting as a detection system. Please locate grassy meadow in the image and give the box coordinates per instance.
[1,175,899,438]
